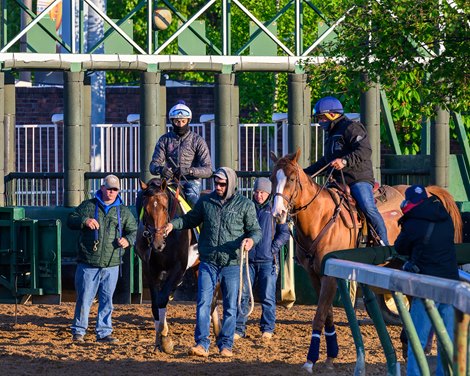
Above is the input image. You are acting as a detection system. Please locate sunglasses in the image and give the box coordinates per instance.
[106,188,119,192]
[214,181,227,187]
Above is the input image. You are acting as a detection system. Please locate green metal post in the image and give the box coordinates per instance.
[361,284,399,376]
[453,310,470,376]
[393,293,430,376]
[423,299,453,374]
[215,73,238,170]
[140,71,166,183]
[83,75,92,192]
[361,75,381,182]
[232,75,239,169]
[379,90,401,155]
[337,279,366,376]
[431,107,450,188]
[4,72,15,206]
[0,72,4,206]
[288,73,310,166]
[64,71,85,207]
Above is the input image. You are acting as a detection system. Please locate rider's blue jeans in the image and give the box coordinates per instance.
[350,181,389,245]
[407,298,454,376]
[195,261,240,352]
[236,261,278,336]
[183,180,202,207]
[71,263,119,339]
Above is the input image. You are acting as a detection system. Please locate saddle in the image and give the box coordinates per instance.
[327,180,389,246]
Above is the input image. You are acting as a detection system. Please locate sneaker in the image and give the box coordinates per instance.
[96,335,119,344]
[261,332,273,341]
[219,348,233,357]
[188,344,209,357]
[72,334,85,343]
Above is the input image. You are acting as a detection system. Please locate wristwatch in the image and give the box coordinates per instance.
[341,159,348,166]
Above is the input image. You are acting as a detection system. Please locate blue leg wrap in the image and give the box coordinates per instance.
[306,329,322,364]
[325,325,339,358]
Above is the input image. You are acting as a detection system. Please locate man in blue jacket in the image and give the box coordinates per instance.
[164,167,261,358]
[395,185,459,376]
[234,177,290,341]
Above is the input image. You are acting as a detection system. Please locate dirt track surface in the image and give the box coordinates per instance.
[0,301,412,375]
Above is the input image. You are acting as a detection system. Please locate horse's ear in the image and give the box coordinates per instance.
[270,151,279,163]
[140,180,148,190]
[161,179,167,191]
[294,147,301,163]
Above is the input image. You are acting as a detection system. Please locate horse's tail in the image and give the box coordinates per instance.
[427,185,463,243]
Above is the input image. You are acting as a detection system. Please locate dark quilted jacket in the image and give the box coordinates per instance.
[149,131,213,180]
[171,191,262,267]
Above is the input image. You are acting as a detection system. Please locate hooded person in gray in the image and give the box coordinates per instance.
[164,167,261,358]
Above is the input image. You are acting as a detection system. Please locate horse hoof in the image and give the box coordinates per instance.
[161,336,174,354]
[302,362,313,374]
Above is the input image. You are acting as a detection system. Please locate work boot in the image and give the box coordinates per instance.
[96,335,119,344]
[189,344,209,357]
[261,332,273,341]
[72,334,85,343]
[219,348,233,357]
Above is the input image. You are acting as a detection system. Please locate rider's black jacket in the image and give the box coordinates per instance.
[304,115,374,186]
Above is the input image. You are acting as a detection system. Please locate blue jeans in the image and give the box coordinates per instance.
[195,261,240,351]
[236,262,278,336]
[350,181,389,245]
[71,263,119,339]
[407,298,454,376]
[183,180,202,207]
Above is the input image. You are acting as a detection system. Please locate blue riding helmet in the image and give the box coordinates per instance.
[313,96,344,130]
[169,103,192,121]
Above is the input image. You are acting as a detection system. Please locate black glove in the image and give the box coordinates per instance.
[174,167,191,177]
[161,167,173,180]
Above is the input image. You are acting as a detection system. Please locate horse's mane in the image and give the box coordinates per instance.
[143,178,165,196]
[427,185,463,243]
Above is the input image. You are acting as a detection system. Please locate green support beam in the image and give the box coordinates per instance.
[140,71,166,183]
[393,293,430,376]
[215,73,238,170]
[361,76,381,182]
[288,73,311,166]
[361,284,399,376]
[63,71,85,207]
[431,107,450,188]
[0,72,4,206]
[379,90,401,155]
[4,72,15,206]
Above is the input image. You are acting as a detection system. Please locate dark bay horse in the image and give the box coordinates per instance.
[270,149,462,369]
[134,178,220,353]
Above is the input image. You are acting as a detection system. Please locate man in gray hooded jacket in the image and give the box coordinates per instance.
[164,167,262,358]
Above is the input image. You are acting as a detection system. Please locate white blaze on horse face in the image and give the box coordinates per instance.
[272,169,288,224]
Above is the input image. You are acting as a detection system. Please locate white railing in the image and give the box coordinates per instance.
[14,119,324,204]
[15,123,61,206]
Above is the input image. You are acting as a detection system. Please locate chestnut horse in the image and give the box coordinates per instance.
[135,178,220,353]
[270,149,462,369]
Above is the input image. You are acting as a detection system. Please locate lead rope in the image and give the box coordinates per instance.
[238,246,254,318]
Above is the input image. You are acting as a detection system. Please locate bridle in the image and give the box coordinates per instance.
[141,189,170,249]
[272,159,328,216]
[273,158,342,261]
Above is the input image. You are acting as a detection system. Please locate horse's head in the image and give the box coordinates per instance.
[270,148,302,224]
[140,178,169,253]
